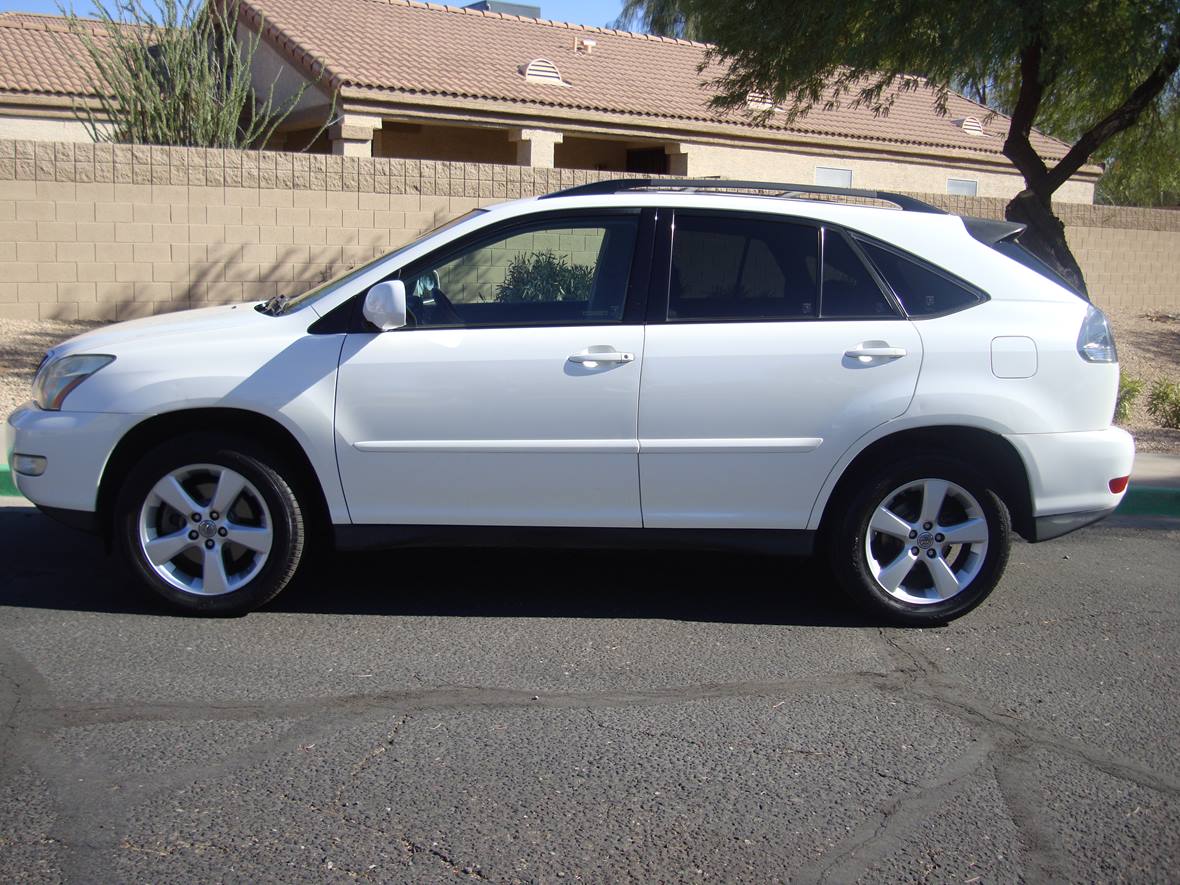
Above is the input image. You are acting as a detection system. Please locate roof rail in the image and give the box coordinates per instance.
[541,178,946,214]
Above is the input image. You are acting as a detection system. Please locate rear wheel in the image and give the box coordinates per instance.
[115,434,306,615]
[829,455,1011,625]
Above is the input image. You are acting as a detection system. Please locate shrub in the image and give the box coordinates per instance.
[65,0,333,149]
[1115,375,1144,423]
[495,251,595,303]
[1147,379,1180,429]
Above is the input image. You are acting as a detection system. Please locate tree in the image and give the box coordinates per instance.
[609,0,702,41]
[1095,97,1180,206]
[663,0,1180,293]
[62,0,333,149]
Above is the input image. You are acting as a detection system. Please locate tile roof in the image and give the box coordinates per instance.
[240,0,1074,162]
[0,13,105,98]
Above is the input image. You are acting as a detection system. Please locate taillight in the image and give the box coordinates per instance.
[1109,476,1129,494]
[1077,305,1117,363]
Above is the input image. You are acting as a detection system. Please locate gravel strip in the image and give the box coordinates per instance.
[1105,308,1180,453]
[1,308,1178,453]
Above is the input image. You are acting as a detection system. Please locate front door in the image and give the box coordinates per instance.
[638,211,924,529]
[335,211,649,527]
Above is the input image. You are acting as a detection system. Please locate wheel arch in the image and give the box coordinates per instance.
[815,425,1035,542]
[97,407,334,545]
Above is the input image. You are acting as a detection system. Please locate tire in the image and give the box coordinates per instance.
[828,454,1011,626]
[114,433,306,615]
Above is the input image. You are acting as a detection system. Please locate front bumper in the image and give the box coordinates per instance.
[5,403,140,513]
[1004,427,1134,539]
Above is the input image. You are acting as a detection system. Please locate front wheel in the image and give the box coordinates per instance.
[829,456,1011,626]
[114,434,306,615]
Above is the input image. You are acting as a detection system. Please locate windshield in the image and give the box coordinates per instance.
[272,209,488,314]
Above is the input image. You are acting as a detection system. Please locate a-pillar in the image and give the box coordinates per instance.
[330,114,383,157]
[510,128,564,168]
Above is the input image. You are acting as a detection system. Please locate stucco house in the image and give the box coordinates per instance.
[0,2,1100,202]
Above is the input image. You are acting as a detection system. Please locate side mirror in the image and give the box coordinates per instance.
[363,280,407,331]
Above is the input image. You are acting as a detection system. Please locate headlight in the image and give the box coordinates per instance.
[1077,304,1117,363]
[32,354,115,410]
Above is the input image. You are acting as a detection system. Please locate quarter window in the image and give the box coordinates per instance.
[399,216,638,328]
[668,214,819,321]
[856,239,984,317]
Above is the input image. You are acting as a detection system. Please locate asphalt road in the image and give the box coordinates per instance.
[1,501,1178,884]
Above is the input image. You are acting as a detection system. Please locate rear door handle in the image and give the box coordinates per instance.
[569,350,635,364]
[845,345,907,361]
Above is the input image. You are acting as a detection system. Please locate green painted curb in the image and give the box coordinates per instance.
[0,462,21,498]
[1117,485,1180,518]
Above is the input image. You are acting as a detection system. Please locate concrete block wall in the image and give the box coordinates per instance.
[1,139,1178,320]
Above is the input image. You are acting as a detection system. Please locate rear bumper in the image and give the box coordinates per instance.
[1004,427,1134,534]
[1032,505,1117,542]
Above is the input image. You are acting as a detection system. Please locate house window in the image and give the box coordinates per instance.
[815,166,853,188]
[947,178,979,196]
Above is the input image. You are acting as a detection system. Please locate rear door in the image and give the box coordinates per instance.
[638,210,923,528]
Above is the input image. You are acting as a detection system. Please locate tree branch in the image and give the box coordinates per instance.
[1002,37,1050,187]
[1045,25,1180,192]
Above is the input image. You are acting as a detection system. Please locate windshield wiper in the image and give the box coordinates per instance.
[257,293,288,316]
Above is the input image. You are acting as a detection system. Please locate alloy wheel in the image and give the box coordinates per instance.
[863,477,990,605]
[137,463,273,596]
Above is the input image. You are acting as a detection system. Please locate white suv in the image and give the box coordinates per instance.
[5,179,1134,623]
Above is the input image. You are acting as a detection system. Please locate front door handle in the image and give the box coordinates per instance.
[845,344,907,361]
[569,350,635,365]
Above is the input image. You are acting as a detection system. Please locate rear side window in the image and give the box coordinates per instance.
[820,230,898,318]
[668,214,819,320]
[856,239,984,317]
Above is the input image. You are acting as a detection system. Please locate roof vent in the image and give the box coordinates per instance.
[521,58,568,86]
[956,116,986,136]
[746,90,776,111]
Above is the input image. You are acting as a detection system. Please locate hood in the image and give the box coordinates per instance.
[52,303,269,358]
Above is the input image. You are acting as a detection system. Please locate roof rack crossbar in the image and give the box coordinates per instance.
[540,178,946,214]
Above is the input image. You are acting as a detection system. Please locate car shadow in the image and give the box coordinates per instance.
[0,504,877,627]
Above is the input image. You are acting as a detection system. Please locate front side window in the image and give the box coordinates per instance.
[278,209,487,315]
[399,216,638,328]
[668,214,819,321]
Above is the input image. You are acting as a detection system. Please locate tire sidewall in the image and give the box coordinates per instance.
[115,435,302,615]
[833,455,1011,625]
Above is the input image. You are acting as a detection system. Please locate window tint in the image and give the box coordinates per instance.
[856,239,983,317]
[820,230,897,318]
[399,217,637,328]
[668,214,819,321]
